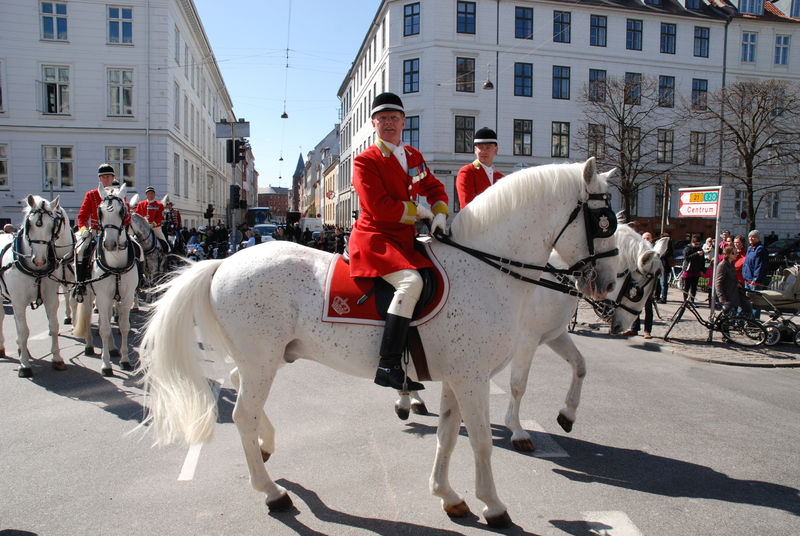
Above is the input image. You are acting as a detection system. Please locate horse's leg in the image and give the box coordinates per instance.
[229,367,274,462]
[452,379,512,528]
[505,335,542,452]
[430,381,471,518]
[232,366,290,510]
[94,292,115,376]
[545,332,586,433]
[395,389,430,420]
[62,284,73,324]
[410,390,429,415]
[43,290,66,372]
[77,293,95,355]
[12,303,33,377]
[116,301,132,371]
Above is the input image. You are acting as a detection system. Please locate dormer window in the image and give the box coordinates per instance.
[739,0,763,15]
[686,0,702,10]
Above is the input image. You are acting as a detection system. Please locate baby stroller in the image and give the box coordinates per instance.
[746,264,800,346]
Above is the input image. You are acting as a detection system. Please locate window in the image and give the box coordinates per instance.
[694,27,710,58]
[690,131,706,165]
[775,35,790,65]
[183,94,188,136]
[655,184,666,218]
[514,63,532,97]
[403,59,419,93]
[106,148,136,188]
[108,6,132,44]
[514,119,532,156]
[661,23,676,54]
[624,72,641,105]
[687,0,702,9]
[41,2,67,41]
[551,122,570,158]
[553,11,571,43]
[739,0,763,15]
[627,20,643,51]
[0,144,7,188]
[692,79,708,110]
[174,26,180,63]
[623,127,640,162]
[552,66,570,100]
[516,7,533,39]
[588,124,605,158]
[765,192,780,219]
[108,69,133,116]
[174,153,180,196]
[734,189,748,219]
[627,187,639,218]
[43,146,73,189]
[659,76,675,107]
[794,0,800,18]
[796,191,800,219]
[173,83,180,127]
[39,66,70,114]
[657,129,674,163]
[457,2,476,34]
[455,115,474,153]
[404,3,420,36]
[645,0,661,4]
[184,159,189,197]
[742,32,757,63]
[403,115,420,149]
[184,45,189,78]
[589,69,606,102]
[0,62,4,112]
[590,15,607,47]
[456,58,475,92]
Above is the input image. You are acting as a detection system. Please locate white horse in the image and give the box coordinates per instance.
[129,212,164,288]
[0,196,72,377]
[73,183,139,377]
[138,158,618,528]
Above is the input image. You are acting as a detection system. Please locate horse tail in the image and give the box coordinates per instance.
[73,301,88,339]
[138,259,225,446]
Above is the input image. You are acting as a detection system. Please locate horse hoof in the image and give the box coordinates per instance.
[101,367,114,377]
[18,367,33,378]
[444,500,472,518]
[511,438,536,452]
[0,349,5,359]
[63,318,72,325]
[266,493,294,512]
[120,361,132,371]
[84,348,95,356]
[52,361,67,372]
[485,511,513,529]
[110,349,121,358]
[411,401,429,415]
[261,450,271,463]
[395,402,410,421]
[557,413,574,433]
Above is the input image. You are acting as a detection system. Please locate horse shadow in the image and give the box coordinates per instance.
[272,479,541,535]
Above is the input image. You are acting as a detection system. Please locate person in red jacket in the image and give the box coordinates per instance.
[349,92,449,392]
[456,127,504,208]
[74,163,131,297]
[135,186,165,242]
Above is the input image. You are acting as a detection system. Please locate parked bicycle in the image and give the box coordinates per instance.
[663,296,767,347]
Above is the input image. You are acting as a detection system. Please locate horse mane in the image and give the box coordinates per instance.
[615,224,653,270]
[449,161,589,241]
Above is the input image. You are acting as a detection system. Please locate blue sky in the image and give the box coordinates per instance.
[194,0,381,191]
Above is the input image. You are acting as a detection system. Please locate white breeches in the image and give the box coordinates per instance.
[381,269,422,319]
[152,225,165,243]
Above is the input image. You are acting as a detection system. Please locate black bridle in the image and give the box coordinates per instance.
[97,193,130,250]
[587,266,662,320]
[435,191,619,297]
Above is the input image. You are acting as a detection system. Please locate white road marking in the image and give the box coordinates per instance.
[520,420,569,458]
[582,511,644,536]
[490,379,506,395]
[177,377,224,481]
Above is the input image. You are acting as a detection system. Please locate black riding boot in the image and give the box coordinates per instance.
[374,314,424,391]
[74,259,88,302]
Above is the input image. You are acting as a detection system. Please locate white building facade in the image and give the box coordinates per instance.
[0,0,237,230]
[337,0,800,237]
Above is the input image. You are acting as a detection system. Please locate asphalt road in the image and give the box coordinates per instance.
[1,298,798,536]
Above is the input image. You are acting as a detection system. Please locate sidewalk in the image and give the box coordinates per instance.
[574,296,800,368]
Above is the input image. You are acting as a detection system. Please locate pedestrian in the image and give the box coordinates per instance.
[715,245,753,317]
[718,230,730,253]
[743,230,770,318]
[135,186,165,242]
[733,234,747,285]
[273,227,289,241]
[334,227,346,254]
[2,223,15,234]
[349,92,449,391]
[680,234,705,302]
[657,232,674,303]
[456,127,503,208]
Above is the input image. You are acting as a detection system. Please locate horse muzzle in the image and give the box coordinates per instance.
[576,267,615,300]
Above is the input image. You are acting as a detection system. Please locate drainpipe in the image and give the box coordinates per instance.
[146,0,151,186]
[717,12,734,187]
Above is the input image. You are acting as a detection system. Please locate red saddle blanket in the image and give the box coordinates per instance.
[322,239,449,326]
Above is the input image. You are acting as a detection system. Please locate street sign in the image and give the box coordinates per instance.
[677,187,721,218]
[215,121,250,139]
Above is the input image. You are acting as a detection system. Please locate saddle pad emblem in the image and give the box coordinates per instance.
[331,296,351,316]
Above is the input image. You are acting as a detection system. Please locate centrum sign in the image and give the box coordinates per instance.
[678,186,721,218]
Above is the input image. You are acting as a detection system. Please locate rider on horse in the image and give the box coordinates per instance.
[349,92,449,392]
[135,186,165,244]
[456,127,504,208]
[75,163,131,297]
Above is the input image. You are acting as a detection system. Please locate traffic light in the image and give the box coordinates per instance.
[225,139,234,163]
[204,204,214,220]
[230,184,240,209]
[235,140,247,162]
[352,210,359,220]
[239,199,248,210]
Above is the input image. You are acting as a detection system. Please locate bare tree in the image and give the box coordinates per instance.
[576,73,686,220]
[691,79,800,231]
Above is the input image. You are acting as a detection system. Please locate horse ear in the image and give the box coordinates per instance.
[616,211,626,224]
[97,182,107,198]
[130,193,139,206]
[653,236,669,256]
[51,195,61,211]
[119,183,128,199]
[582,157,597,185]
[26,194,36,208]
[604,167,617,180]
[638,249,659,273]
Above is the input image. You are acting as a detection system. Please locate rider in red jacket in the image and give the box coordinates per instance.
[456,127,504,208]
[349,92,449,391]
[135,186,165,243]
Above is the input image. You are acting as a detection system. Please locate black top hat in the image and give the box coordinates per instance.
[371,92,404,117]
[145,186,155,193]
[98,163,116,177]
[474,127,498,145]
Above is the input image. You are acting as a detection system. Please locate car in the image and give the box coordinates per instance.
[254,223,277,239]
[766,238,800,258]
